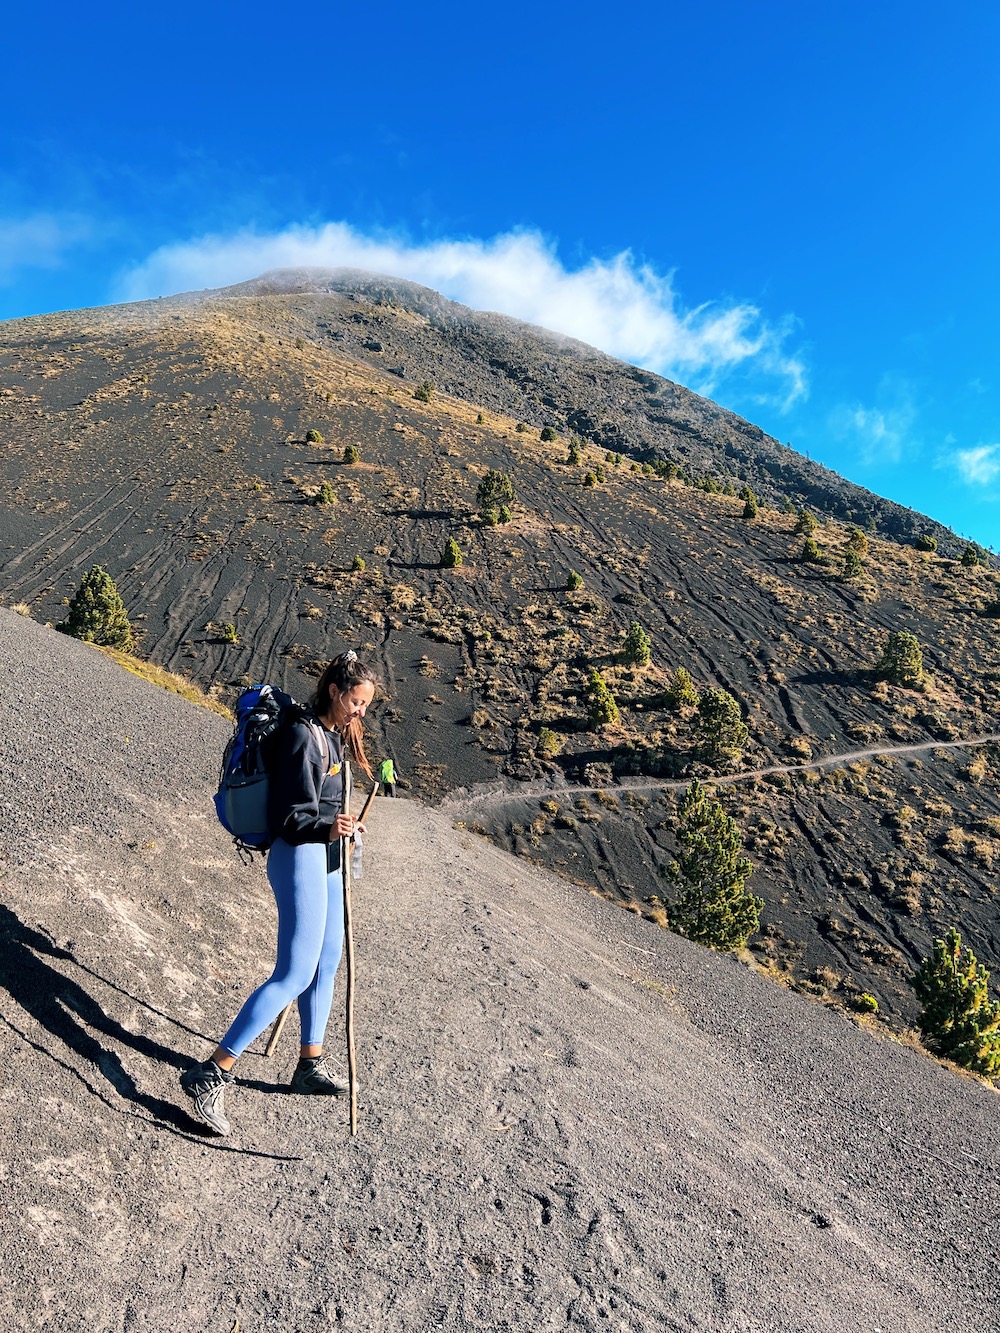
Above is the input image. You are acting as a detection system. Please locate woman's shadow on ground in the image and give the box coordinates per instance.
[0,903,295,1156]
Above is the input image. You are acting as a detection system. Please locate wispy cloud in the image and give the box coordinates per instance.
[116,222,807,407]
[828,379,918,468]
[955,443,1000,487]
[0,213,93,283]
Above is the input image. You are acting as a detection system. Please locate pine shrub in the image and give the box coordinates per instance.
[441,538,463,569]
[305,428,324,444]
[800,537,823,563]
[565,570,584,591]
[911,927,1000,1076]
[540,426,557,442]
[343,444,360,464]
[587,669,620,729]
[623,621,651,667]
[842,549,864,581]
[794,508,818,536]
[351,554,366,572]
[664,666,698,711]
[848,528,869,557]
[315,482,337,505]
[537,726,562,757]
[566,437,582,466]
[413,381,434,403]
[59,566,133,649]
[876,630,923,687]
[667,779,761,951]
[697,687,749,764]
[476,469,515,524]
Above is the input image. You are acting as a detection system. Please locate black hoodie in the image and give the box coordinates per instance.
[264,717,345,852]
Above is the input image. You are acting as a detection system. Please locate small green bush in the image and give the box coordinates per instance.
[961,544,982,567]
[566,436,582,466]
[221,622,239,644]
[413,381,434,403]
[855,992,879,1014]
[697,687,749,764]
[623,621,651,667]
[497,504,512,524]
[540,426,557,442]
[587,670,620,728]
[876,630,923,688]
[848,528,869,556]
[343,444,360,464]
[794,508,817,536]
[583,472,597,488]
[664,666,698,710]
[351,554,366,572]
[842,549,864,581]
[315,482,337,505]
[537,726,563,757]
[565,570,583,592]
[800,537,823,563]
[667,779,761,952]
[58,566,133,649]
[477,470,515,524]
[516,421,528,433]
[441,537,463,569]
[476,411,485,424]
[914,533,937,552]
[305,428,324,444]
[912,927,1000,1076]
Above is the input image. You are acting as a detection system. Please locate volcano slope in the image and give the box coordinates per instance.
[1,608,999,1333]
[2,271,1000,1025]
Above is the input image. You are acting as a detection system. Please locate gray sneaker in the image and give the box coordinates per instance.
[290,1056,347,1096]
[180,1060,234,1134]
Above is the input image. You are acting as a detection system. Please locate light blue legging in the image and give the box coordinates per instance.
[219,839,344,1058]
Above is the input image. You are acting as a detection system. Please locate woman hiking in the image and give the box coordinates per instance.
[180,650,377,1135]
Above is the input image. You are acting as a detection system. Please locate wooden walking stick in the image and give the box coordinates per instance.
[342,758,359,1136]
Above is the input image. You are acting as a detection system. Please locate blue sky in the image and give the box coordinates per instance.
[3,2,999,547]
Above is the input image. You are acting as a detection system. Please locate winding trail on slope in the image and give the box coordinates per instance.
[442,731,1000,817]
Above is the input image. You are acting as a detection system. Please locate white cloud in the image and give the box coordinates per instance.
[829,382,918,468]
[0,213,93,282]
[955,444,1000,487]
[116,221,807,407]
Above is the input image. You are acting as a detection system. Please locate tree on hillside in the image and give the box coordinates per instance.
[876,630,924,688]
[441,537,462,569]
[667,779,761,951]
[741,485,759,521]
[696,687,749,765]
[841,548,865,581]
[664,666,698,711]
[343,443,360,464]
[59,566,133,649]
[587,669,620,729]
[914,533,937,552]
[566,436,582,466]
[911,927,1000,1077]
[847,528,869,557]
[622,621,651,667]
[961,544,983,568]
[540,426,557,442]
[476,469,515,524]
[794,508,817,536]
[800,537,823,563]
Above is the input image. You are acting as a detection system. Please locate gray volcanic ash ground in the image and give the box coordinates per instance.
[1,608,998,1330]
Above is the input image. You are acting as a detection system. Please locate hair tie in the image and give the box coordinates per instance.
[342,649,358,663]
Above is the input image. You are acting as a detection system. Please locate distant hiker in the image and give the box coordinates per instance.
[378,756,398,797]
[180,650,377,1135]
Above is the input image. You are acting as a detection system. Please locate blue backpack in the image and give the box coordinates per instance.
[214,684,328,858]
